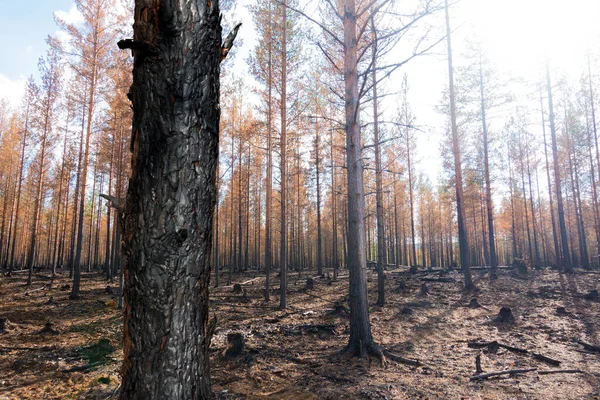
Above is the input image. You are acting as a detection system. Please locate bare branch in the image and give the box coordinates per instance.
[275,0,343,46]
[221,23,242,62]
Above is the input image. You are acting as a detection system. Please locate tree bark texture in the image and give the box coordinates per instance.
[119,1,222,398]
[343,0,377,355]
[445,0,474,289]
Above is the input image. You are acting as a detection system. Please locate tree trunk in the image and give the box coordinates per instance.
[371,26,385,305]
[279,0,288,309]
[315,123,323,277]
[118,1,222,398]
[445,0,474,290]
[546,62,572,272]
[479,51,497,273]
[540,89,560,266]
[343,0,379,356]
[264,7,273,299]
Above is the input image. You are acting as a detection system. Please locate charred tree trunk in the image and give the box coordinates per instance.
[371,17,385,306]
[118,1,223,398]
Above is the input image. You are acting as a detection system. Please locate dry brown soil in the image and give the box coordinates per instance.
[0,266,599,399]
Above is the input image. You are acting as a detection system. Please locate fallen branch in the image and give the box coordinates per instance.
[538,369,584,375]
[470,266,515,271]
[24,284,48,295]
[0,345,55,352]
[576,340,600,353]
[420,277,455,283]
[470,368,537,381]
[383,350,422,367]
[468,341,560,365]
[62,361,104,373]
[532,352,561,366]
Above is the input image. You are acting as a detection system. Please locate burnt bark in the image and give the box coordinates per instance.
[118,1,223,398]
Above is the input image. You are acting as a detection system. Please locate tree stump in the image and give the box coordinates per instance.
[305,278,314,290]
[329,304,349,317]
[39,322,59,335]
[232,283,242,294]
[512,258,528,274]
[223,333,245,360]
[556,306,567,315]
[399,306,413,316]
[409,265,418,274]
[419,283,429,296]
[494,307,515,323]
[469,298,482,308]
[583,289,599,301]
[395,280,408,293]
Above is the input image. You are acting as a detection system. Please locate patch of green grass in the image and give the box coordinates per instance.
[98,376,111,384]
[78,338,115,364]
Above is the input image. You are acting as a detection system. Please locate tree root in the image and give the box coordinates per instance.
[383,350,422,367]
[343,340,386,366]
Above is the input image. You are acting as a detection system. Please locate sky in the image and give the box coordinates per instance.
[1,0,600,184]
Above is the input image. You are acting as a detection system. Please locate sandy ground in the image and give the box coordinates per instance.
[0,266,599,399]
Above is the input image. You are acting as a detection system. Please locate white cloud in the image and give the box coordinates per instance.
[54,5,84,26]
[0,74,26,109]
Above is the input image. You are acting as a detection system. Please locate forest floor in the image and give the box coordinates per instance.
[0,265,599,399]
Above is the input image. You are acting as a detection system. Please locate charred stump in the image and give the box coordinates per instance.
[468,298,482,308]
[395,280,408,293]
[232,283,242,294]
[223,333,245,360]
[494,307,515,324]
[305,278,314,290]
[39,322,59,335]
[583,289,599,301]
[512,258,528,274]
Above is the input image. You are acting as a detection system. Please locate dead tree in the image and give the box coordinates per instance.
[118,1,239,398]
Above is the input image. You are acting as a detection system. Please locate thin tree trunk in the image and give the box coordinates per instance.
[479,51,497,274]
[445,0,474,290]
[540,88,560,266]
[546,62,571,272]
[264,7,273,298]
[280,0,288,309]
